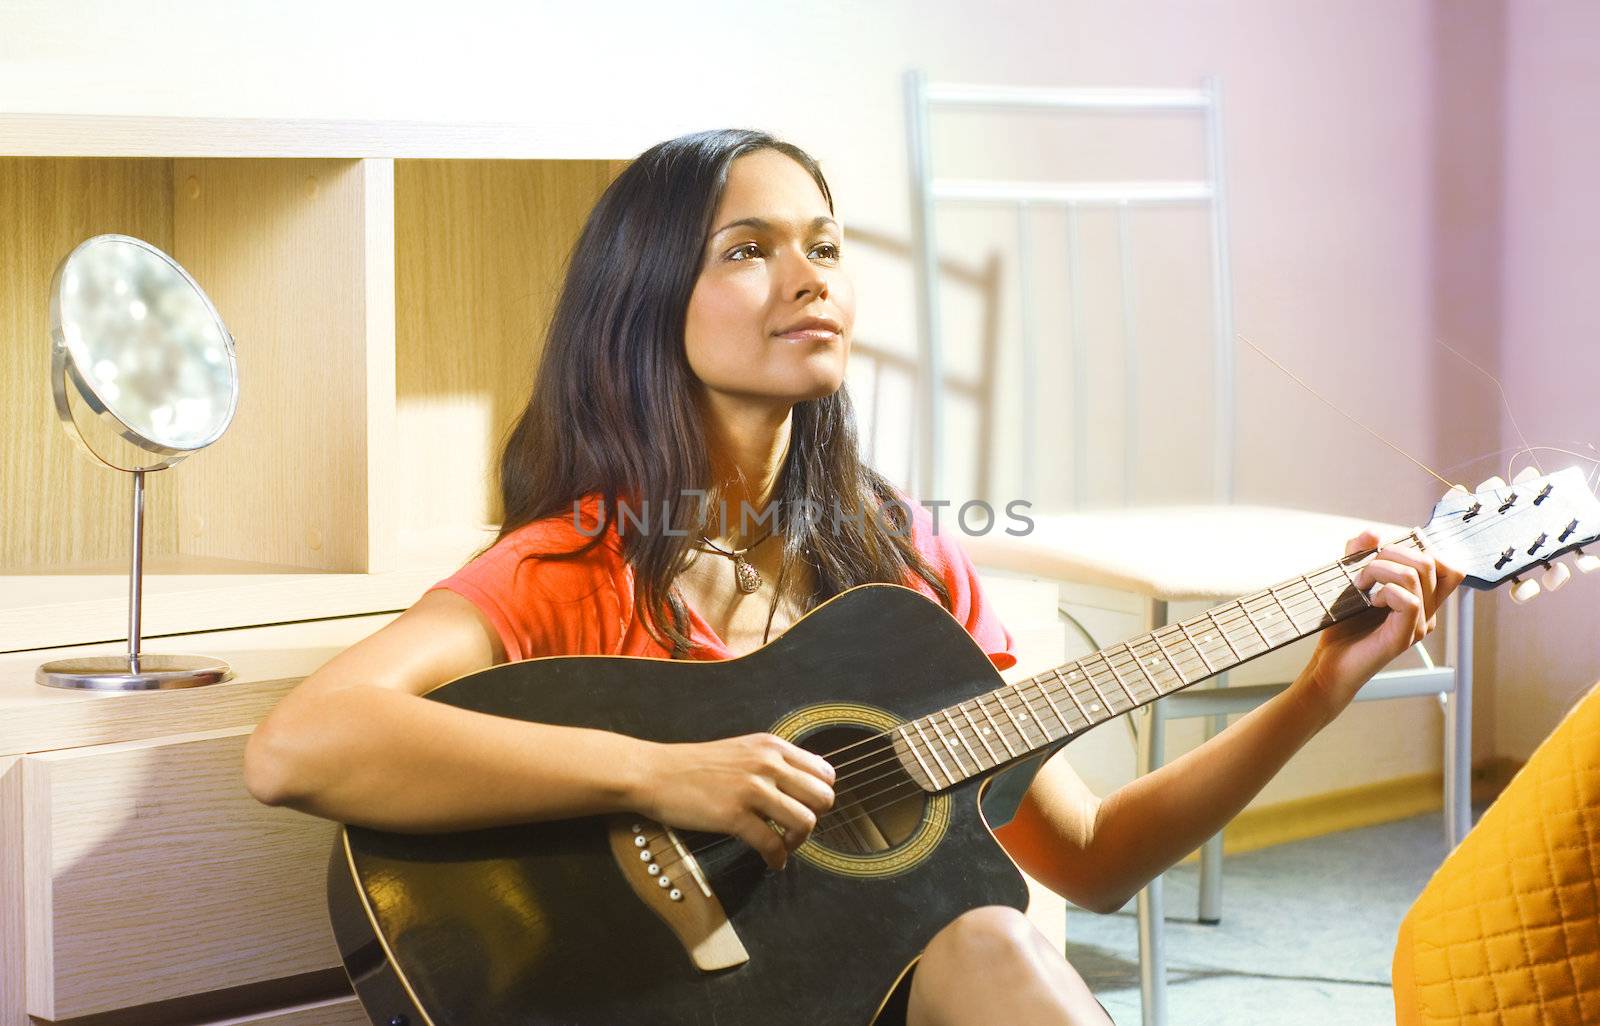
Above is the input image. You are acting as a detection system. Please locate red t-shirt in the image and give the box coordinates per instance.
[426,493,1016,671]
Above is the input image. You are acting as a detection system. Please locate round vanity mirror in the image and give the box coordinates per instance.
[38,234,240,691]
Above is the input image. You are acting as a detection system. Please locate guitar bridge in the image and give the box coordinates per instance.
[607,816,749,972]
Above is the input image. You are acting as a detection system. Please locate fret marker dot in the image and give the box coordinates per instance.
[981,727,992,735]
[1090,703,1102,712]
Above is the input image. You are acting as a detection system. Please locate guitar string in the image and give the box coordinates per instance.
[739,499,1567,853]
[784,528,1421,782]
[642,511,1525,875]
[795,512,1509,804]
[661,522,1435,825]
[642,547,1396,877]
[742,505,1478,784]
[814,502,1515,786]
[640,520,1469,872]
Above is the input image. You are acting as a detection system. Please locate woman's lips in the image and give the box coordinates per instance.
[775,329,840,342]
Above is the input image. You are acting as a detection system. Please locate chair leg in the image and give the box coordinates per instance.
[1443,589,1474,847]
[1196,672,1227,925]
[1197,831,1224,925]
[1136,700,1167,1026]
[1135,598,1169,1026]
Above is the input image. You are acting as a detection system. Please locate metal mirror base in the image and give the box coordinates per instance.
[36,654,234,691]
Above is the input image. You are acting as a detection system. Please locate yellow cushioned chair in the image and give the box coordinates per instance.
[1393,679,1600,1025]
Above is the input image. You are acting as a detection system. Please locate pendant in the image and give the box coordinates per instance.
[733,554,762,594]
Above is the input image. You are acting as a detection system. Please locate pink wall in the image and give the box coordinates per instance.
[1489,0,1600,757]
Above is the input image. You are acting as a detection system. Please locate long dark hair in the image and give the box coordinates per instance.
[489,128,951,656]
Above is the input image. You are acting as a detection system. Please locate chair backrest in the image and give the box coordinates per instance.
[904,71,1237,511]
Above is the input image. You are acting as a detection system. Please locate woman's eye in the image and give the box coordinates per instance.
[726,241,840,262]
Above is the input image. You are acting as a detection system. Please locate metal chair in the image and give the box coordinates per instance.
[904,70,1474,1026]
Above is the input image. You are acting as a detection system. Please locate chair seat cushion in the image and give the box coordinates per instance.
[1393,679,1600,1025]
[961,505,1409,601]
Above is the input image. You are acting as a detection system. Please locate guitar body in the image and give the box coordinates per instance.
[329,584,1033,1026]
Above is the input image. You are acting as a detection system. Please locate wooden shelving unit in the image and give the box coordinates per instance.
[0,115,629,654]
[0,114,1069,1026]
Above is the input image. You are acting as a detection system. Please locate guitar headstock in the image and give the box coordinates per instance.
[1422,465,1600,603]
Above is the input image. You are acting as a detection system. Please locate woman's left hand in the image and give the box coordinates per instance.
[1297,530,1466,721]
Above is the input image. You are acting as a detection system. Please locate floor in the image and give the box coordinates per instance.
[1062,809,1463,1025]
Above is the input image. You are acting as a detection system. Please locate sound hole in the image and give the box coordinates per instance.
[800,725,926,855]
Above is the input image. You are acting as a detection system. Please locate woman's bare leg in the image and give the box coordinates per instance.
[905,906,1112,1026]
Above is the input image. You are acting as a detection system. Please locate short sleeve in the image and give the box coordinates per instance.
[425,514,632,662]
[901,494,1018,672]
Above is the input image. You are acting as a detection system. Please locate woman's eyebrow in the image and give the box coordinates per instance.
[712,215,839,238]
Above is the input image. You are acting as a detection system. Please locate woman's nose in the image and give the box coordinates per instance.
[783,251,828,300]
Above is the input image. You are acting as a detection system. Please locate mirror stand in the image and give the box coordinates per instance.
[36,468,233,691]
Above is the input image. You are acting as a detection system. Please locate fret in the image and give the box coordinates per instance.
[1173,619,1216,674]
[1202,608,1242,662]
[1300,573,1332,619]
[1066,663,1110,718]
[1033,675,1075,737]
[926,716,966,777]
[977,695,1020,757]
[1149,629,1189,691]
[912,719,955,786]
[1128,637,1175,694]
[1237,599,1272,650]
[898,724,943,789]
[942,708,987,772]
[1119,642,1160,701]
[1334,557,1372,608]
[1052,667,1091,722]
[1235,595,1273,643]
[1094,653,1137,711]
[1060,664,1104,717]
[958,702,1002,764]
[1266,585,1300,637]
[1071,658,1112,716]
[1001,685,1043,747]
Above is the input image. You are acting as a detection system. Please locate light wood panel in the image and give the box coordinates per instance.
[170,158,390,572]
[23,727,344,1018]
[212,994,368,1025]
[0,157,180,569]
[393,159,612,548]
[1,756,22,1026]
[0,558,464,654]
[0,612,400,758]
[0,113,645,160]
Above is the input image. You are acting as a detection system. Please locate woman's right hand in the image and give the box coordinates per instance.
[633,733,836,870]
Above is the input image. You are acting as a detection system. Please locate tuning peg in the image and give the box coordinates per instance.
[1510,577,1542,604]
[1513,465,1541,485]
[1575,549,1600,574]
[1477,475,1507,493]
[1543,561,1572,592]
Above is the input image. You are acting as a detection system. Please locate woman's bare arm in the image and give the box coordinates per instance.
[242,589,649,832]
[994,532,1461,912]
[242,589,834,867]
[993,676,1329,913]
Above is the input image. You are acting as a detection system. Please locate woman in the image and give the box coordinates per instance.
[244,128,1461,1025]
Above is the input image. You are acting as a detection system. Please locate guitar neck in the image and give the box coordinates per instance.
[896,527,1425,791]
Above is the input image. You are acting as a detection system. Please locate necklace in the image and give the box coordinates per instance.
[696,529,774,594]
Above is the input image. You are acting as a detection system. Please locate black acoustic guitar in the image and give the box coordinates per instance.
[327,469,1598,1026]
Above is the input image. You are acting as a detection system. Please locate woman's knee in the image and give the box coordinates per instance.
[920,905,1050,974]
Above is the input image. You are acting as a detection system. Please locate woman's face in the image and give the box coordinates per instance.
[684,149,855,409]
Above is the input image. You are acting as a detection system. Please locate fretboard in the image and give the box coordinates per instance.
[893,530,1421,792]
